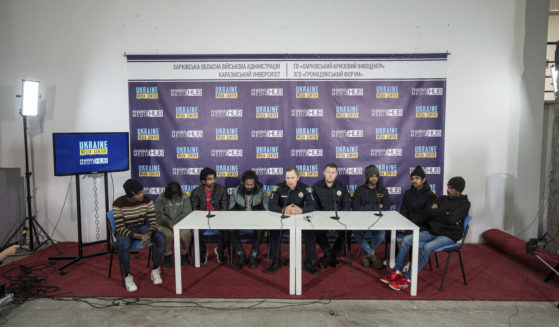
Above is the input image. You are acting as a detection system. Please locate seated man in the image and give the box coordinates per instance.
[352,165,390,270]
[113,179,165,292]
[267,166,316,274]
[155,181,193,268]
[381,177,471,291]
[312,163,352,268]
[400,166,437,231]
[190,168,229,264]
[229,170,269,269]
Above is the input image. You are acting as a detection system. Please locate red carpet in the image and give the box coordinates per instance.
[1,242,558,300]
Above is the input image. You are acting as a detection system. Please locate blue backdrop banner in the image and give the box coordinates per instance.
[127,54,447,210]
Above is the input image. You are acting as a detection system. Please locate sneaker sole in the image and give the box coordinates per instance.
[388,284,401,291]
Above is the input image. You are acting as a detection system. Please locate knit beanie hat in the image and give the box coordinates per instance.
[447,176,465,193]
[124,179,143,197]
[410,165,426,179]
[365,165,380,182]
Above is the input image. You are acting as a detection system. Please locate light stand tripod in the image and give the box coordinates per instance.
[2,81,61,253]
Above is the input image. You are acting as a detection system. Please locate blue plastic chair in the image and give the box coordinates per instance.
[420,214,473,291]
[106,211,161,286]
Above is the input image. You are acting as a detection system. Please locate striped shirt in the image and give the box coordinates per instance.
[112,195,158,237]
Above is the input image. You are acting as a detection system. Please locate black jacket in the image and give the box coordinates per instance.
[269,181,315,214]
[400,183,437,229]
[229,181,269,211]
[190,183,229,211]
[352,183,390,212]
[312,179,352,211]
[426,194,470,242]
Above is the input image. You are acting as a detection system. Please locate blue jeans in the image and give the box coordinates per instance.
[116,225,165,275]
[395,231,454,280]
[353,230,385,255]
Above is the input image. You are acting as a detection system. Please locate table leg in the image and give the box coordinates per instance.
[194,228,200,268]
[289,228,296,295]
[174,227,182,294]
[410,228,418,296]
[295,228,302,295]
[389,229,396,268]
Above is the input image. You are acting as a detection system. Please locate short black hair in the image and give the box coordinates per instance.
[200,167,216,182]
[241,170,258,182]
[164,181,182,198]
[324,162,338,170]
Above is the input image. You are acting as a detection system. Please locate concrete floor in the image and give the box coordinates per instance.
[1,298,559,326]
[2,246,559,326]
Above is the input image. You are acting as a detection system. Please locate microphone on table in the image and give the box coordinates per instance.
[206,198,215,218]
[281,189,292,219]
[374,187,383,217]
[330,188,340,220]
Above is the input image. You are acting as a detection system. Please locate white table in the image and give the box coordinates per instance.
[296,211,419,296]
[173,210,419,296]
[173,210,298,295]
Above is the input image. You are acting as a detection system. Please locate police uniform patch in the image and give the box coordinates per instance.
[298,192,304,198]
[306,187,313,193]
[336,190,342,197]
[272,186,279,192]
[377,193,384,198]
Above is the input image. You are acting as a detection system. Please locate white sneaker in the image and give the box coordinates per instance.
[151,268,163,285]
[124,274,138,292]
[402,262,410,273]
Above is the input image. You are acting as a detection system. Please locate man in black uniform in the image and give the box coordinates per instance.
[190,167,229,265]
[400,166,437,230]
[267,166,316,274]
[312,163,352,268]
[352,164,391,270]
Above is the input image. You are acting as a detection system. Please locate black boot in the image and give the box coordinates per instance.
[248,255,258,268]
[318,255,330,269]
[303,262,319,275]
[234,255,246,270]
[163,255,172,268]
[265,260,282,274]
[181,253,190,266]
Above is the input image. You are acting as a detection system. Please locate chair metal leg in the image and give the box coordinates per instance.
[148,247,152,267]
[458,251,467,285]
[108,245,114,278]
[434,252,440,268]
[428,256,433,271]
[439,251,454,291]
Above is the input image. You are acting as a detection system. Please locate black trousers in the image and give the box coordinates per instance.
[269,230,316,264]
[315,230,347,258]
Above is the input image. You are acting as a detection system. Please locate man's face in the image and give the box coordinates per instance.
[447,185,460,198]
[367,174,379,186]
[411,176,425,189]
[202,174,216,189]
[243,178,255,193]
[324,167,338,184]
[131,190,144,202]
[285,170,299,190]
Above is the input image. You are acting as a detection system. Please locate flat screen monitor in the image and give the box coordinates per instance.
[53,132,129,176]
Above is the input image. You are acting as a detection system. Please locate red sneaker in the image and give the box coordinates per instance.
[389,276,410,291]
[380,270,401,284]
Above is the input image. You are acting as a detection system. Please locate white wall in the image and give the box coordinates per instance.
[0,0,549,243]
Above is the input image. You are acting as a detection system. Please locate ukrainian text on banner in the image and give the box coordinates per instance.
[127,54,446,209]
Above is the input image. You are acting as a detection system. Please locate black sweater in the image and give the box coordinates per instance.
[400,183,437,229]
[426,194,471,242]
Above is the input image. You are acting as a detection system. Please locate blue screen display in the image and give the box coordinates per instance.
[53,133,129,176]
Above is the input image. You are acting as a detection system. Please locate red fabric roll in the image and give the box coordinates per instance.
[482,228,559,275]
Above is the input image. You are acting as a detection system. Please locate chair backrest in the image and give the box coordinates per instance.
[458,215,473,247]
[107,211,116,235]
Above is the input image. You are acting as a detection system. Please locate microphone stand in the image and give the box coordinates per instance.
[206,197,215,218]
[281,189,292,219]
[374,185,383,217]
[330,187,340,220]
